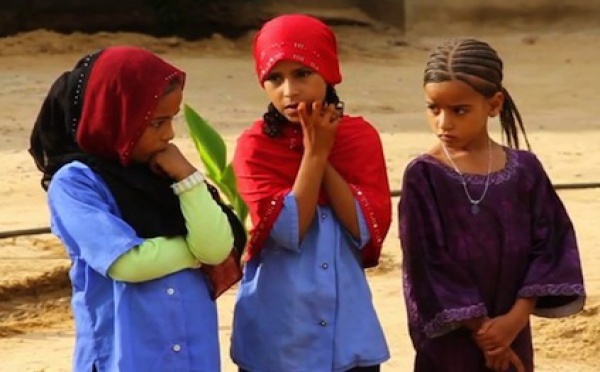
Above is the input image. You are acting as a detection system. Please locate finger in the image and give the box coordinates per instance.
[510,353,525,372]
[319,104,337,126]
[484,356,493,370]
[298,102,311,128]
[499,357,510,372]
[320,110,334,126]
[312,101,323,119]
[478,321,493,335]
[326,103,340,123]
[476,337,496,350]
[493,359,504,372]
[487,346,507,357]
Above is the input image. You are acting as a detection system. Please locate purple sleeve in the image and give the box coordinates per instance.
[399,161,486,338]
[518,154,585,317]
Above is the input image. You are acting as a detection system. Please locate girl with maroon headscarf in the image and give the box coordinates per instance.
[231,14,391,372]
[29,46,246,371]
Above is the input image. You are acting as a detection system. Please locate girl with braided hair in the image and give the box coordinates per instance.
[398,38,585,371]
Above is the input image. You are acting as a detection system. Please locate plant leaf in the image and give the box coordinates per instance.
[184,104,227,179]
[221,164,248,221]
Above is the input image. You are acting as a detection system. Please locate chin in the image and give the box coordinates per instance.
[286,116,301,124]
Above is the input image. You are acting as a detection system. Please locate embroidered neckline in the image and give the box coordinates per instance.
[421,146,518,185]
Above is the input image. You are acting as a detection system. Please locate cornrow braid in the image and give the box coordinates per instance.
[262,85,341,138]
[424,38,530,150]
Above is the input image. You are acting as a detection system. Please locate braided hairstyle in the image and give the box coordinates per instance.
[424,38,530,150]
[262,85,341,138]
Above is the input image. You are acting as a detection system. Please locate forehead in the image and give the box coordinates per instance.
[424,80,482,103]
[270,60,309,73]
[153,86,183,115]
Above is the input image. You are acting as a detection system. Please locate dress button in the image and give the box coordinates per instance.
[321,263,329,270]
[321,213,327,219]
[167,288,175,295]
[172,344,181,352]
[319,320,327,327]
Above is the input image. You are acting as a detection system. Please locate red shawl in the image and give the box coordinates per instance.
[233,116,391,268]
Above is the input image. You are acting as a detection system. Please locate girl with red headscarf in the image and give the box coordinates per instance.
[29,46,246,371]
[231,14,391,372]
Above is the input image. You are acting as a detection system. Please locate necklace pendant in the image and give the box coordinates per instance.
[471,204,480,215]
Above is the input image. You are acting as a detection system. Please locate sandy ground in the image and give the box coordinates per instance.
[0,21,599,371]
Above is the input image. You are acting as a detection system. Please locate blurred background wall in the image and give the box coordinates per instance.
[0,0,598,38]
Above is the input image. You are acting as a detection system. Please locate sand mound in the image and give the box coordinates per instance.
[533,299,600,363]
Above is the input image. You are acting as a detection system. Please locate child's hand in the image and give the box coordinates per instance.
[150,144,196,181]
[298,101,340,157]
[483,347,525,372]
[475,314,525,356]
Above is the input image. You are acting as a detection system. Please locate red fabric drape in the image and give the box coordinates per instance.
[233,116,391,268]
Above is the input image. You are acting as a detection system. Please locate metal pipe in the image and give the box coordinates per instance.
[2,182,600,240]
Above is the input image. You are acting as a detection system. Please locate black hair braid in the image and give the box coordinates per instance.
[424,38,530,150]
[262,85,341,138]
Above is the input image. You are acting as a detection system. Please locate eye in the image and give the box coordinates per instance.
[454,107,468,115]
[149,115,179,128]
[295,69,313,78]
[264,73,283,84]
[426,104,440,115]
[149,119,166,128]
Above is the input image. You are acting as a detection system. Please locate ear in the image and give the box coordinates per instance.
[488,91,504,118]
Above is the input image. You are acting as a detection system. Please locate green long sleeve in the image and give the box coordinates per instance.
[178,182,234,264]
[108,183,233,283]
[108,236,199,282]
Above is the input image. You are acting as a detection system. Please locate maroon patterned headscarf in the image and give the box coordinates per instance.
[76,46,185,165]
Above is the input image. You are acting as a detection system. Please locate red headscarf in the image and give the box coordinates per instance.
[236,15,391,267]
[253,14,341,85]
[76,46,185,165]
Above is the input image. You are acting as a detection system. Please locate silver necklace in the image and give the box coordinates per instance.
[441,139,492,215]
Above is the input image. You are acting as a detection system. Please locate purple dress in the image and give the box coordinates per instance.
[398,148,585,372]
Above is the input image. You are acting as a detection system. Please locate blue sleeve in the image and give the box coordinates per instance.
[269,193,300,252]
[48,163,143,276]
[269,194,372,253]
[345,199,371,249]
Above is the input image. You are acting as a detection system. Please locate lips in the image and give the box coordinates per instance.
[438,134,456,141]
[284,103,299,110]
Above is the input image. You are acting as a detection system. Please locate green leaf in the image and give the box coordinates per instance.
[220,164,248,221]
[184,104,227,180]
[220,164,237,198]
[232,194,249,224]
[184,103,249,227]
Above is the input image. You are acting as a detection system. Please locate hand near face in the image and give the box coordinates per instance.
[298,101,340,157]
[149,143,196,181]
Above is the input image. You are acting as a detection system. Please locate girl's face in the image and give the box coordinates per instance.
[262,60,327,123]
[130,86,183,163]
[424,79,503,150]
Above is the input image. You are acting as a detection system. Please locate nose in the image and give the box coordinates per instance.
[162,121,175,142]
[282,78,299,98]
[437,111,453,131]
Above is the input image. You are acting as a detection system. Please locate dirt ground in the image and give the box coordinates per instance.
[0,19,599,371]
